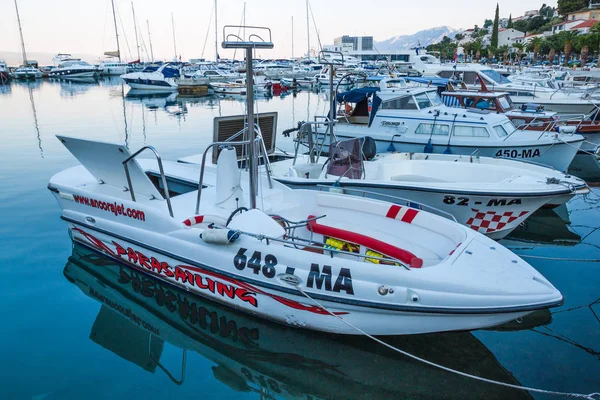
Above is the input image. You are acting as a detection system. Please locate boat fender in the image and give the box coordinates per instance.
[362,136,377,160]
[201,228,240,244]
[183,215,228,227]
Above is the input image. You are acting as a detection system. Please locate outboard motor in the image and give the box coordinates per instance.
[362,136,377,161]
[215,147,244,209]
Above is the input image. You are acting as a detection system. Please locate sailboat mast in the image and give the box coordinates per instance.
[110,0,121,62]
[171,13,177,60]
[214,0,218,62]
[291,16,294,59]
[147,20,154,61]
[13,0,28,65]
[131,2,140,61]
[305,0,310,59]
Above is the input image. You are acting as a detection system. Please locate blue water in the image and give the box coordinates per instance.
[1,78,599,400]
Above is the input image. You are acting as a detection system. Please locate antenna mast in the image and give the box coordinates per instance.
[147,20,154,61]
[131,2,141,61]
[171,12,177,60]
[13,0,28,65]
[306,0,310,58]
[110,0,122,62]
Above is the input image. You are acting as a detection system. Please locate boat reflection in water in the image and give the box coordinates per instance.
[64,243,545,400]
[501,205,581,248]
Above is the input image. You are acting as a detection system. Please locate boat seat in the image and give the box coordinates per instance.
[389,174,449,183]
[307,215,423,268]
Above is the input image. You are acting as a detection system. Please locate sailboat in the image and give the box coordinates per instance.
[99,0,127,75]
[48,26,563,336]
[12,0,42,80]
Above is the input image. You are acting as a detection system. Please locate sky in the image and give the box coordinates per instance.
[1,0,558,63]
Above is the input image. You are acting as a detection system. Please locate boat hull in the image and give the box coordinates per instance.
[511,98,597,114]
[122,79,178,91]
[66,220,546,335]
[319,131,582,172]
[49,70,96,79]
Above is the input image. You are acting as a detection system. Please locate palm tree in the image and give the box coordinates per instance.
[590,22,600,60]
[498,45,510,64]
[581,45,589,67]
[549,48,556,64]
[530,37,543,62]
[512,42,525,64]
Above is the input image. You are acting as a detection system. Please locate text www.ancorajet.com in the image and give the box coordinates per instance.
[73,194,145,221]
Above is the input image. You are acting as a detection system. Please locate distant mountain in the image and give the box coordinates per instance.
[0,51,97,66]
[375,26,458,51]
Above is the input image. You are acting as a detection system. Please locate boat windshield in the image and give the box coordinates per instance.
[480,69,511,84]
[426,91,442,107]
[498,95,514,110]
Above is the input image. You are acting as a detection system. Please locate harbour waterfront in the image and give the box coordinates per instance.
[1,78,599,399]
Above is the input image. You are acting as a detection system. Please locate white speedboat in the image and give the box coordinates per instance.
[322,80,584,171]
[48,135,563,335]
[260,141,588,240]
[49,59,97,79]
[48,27,563,336]
[210,81,248,95]
[281,76,314,88]
[13,65,42,79]
[121,64,180,91]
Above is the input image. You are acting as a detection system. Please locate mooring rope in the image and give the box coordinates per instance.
[516,254,600,262]
[286,282,600,399]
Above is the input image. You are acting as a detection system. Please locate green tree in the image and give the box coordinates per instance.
[557,0,587,17]
[512,42,526,63]
[483,19,493,29]
[590,22,600,59]
[498,44,510,64]
[529,37,543,61]
[491,4,500,48]
[507,14,513,29]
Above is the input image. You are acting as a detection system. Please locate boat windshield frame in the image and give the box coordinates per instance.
[480,69,511,84]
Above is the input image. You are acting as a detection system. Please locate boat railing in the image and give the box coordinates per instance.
[470,149,480,162]
[123,146,174,218]
[194,134,273,214]
[317,185,458,223]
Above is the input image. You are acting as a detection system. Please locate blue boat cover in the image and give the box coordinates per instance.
[405,77,450,87]
[336,87,380,103]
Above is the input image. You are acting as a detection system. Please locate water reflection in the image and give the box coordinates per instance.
[50,78,99,98]
[27,83,43,158]
[64,243,541,400]
[502,205,580,247]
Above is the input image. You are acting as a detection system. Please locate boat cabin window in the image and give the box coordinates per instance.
[498,95,513,110]
[493,125,509,137]
[414,93,433,109]
[510,118,527,128]
[453,125,490,137]
[381,95,418,110]
[426,92,442,106]
[415,123,450,136]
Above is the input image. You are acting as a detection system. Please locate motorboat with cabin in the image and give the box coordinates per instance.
[13,65,42,79]
[0,61,9,83]
[316,78,584,171]
[440,82,600,154]
[48,27,563,335]
[49,59,97,79]
[121,63,180,91]
[98,60,128,76]
[425,63,600,114]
